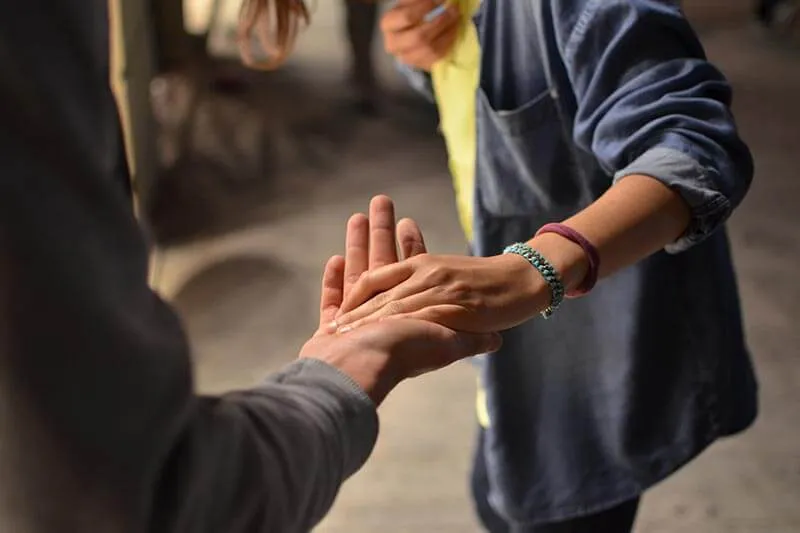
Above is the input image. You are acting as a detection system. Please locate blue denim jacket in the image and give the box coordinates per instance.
[402,0,757,528]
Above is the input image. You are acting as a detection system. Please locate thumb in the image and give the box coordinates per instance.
[454,331,503,357]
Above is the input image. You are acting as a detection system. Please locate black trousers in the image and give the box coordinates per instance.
[470,429,640,533]
[343,0,379,93]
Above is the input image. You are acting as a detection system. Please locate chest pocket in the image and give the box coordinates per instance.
[473,1,580,219]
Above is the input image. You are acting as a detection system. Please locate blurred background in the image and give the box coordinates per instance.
[108,1,799,531]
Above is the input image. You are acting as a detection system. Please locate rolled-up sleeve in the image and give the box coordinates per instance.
[556,0,754,252]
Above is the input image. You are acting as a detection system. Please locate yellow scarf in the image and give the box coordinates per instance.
[430,1,489,428]
[430,0,481,243]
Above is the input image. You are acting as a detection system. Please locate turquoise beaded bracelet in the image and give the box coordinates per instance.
[503,242,565,319]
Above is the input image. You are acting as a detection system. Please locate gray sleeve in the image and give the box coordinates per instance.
[0,1,376,532]
[152,359,379,533]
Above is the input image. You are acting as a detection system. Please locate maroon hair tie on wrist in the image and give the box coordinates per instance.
[535,223,600,297]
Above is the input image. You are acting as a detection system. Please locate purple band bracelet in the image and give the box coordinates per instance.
[535,223,600,297]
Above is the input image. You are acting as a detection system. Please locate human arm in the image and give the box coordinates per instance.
[334,0,753,332]
[0,3,495,532]
[0,3,378,531]
[534,0,753,282]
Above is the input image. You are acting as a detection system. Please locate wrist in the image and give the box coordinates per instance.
[526,232,590,294]
[493,253,552,316]
[311,346,399,405]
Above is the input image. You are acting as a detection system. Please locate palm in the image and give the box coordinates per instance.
[312,195,427,336]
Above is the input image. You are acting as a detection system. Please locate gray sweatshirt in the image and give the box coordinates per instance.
[0,1,378,532]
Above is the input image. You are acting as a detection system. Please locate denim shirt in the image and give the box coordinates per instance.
[402,0,758,528]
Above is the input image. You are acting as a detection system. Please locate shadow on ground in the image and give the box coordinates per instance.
[171,253,316,391]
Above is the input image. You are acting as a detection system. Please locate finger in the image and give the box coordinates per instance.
[335,262,416,324]
[381,0,443,33]
[405,322,503,378]
[449,330,504,359]
[387,303,499,333]
[423,320,503,356]
[397,17,459,69]
[387,4,459,55]
[337,286,441,332]
[318,255,346,330]
[396,217,427,259]
[344,213,369,297]
[369,195,399,269]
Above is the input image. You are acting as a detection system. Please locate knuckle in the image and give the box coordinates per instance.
[447,280,472,300]
[425,264,451,285]
[361,270,376,285]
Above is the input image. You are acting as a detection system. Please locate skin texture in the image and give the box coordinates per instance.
[381,0,461,71]
[299,196,502,404]
[325,0,694,334]
[331,175,690,334]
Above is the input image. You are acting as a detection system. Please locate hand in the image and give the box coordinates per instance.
[300,195,501,404]
[381,0,461,71]
[333,252,553,334]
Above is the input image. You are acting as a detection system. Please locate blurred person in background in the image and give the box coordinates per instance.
[343,0,382,114]
[0,2,500,532]
[149,0,382,114]
[239,0,384,112]
[325,0,757,532]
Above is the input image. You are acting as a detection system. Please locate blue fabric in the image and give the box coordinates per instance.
[455,0,758,528]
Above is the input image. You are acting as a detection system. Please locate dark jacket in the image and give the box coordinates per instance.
[0,2,377,531]
[402,0,757,528]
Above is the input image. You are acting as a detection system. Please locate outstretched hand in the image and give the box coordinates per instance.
[313,195,427,336]
[300,196,501,404]
[331,250,549,334]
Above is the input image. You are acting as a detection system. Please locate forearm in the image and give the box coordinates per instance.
[528,174,691,293]
[154,359,378,533]
[527,0,754,295]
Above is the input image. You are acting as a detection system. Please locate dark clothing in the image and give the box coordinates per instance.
[401,0,758,526]
[0,2,378,532]
[344,0,379,91]
[471,429,639,533]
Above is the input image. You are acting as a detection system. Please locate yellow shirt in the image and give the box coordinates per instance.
[430,0,490,428]
[430,0,481,243]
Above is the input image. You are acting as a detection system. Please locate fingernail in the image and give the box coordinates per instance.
[424,4,449,22]
[325,321,338,333]
[337,325,353,334]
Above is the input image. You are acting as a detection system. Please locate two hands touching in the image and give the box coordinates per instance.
[299,196,506,405]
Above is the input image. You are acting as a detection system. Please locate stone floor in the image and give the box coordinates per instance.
[151,2,800,531]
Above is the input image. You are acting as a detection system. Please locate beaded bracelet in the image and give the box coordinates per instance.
[535,223,600,297]
[503,242,564,319]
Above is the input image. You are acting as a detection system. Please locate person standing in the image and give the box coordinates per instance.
[0,1,500,531]
[328,1,759,531]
